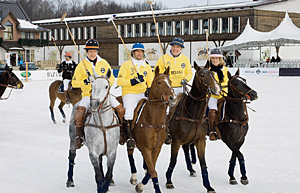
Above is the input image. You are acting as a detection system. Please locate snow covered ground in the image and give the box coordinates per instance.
[0,76,299,193]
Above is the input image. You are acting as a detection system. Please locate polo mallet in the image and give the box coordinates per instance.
[106,15,139,78]
[51,36,62,64]
[205,29,209,56]
[147,1,166,69]
[60,13,93,77]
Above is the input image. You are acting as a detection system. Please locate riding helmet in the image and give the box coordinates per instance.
[84,39,100,51]
[170,37,185,48]
[210,48,223,58]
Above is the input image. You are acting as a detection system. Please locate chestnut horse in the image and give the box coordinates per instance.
[133,66,177,193]
[0,67,24,99]
[48,80,81,123]
[165,63,221,193]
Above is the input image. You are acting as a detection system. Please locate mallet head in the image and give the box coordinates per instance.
[106,15,116,23]
[147,1,155,5]
[60,13,67,22]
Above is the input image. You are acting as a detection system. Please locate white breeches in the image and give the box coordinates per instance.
[78,95,120,110]
[63,79,71,91]
[208,97,218,110]
[173,87,184,96]
[123,93,146,120]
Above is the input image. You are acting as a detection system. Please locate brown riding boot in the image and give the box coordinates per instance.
[124,120,136,150]
[208,109,218,141]
[74,106,86,149]
[64,90,70,104]
[115,104,125,121]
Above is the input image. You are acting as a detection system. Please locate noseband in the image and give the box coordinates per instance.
[150,75,174,104]
[228,75,254,100]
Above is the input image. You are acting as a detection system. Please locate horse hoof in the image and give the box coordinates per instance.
[66,179,74,187]
[110,179,115,186]
[229,178,238,185]
[53,121,57,124]
[63,118,66,123]
[166,183,175,189]
[207,190,216,193]
[190,170,197,177]
[130,173,137,185]
[135,182,144,193]
[241,177,249,185]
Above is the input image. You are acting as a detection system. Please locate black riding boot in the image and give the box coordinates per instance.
[124,120,135,150]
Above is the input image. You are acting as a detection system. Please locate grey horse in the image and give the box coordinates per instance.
[66,69,120,193]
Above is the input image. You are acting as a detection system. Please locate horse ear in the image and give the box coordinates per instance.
[164,66,170,75]
[235,68,240,76]
[194,61,201,71]
[106,69,111,79]
[93,69,100,78]
[227,71,232,79]
[204,60,210,68]
[154,66,160,76]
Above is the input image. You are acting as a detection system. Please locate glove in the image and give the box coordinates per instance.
[83,76,94,85]
[130,73,144,86]
[181,79,188,86]
[144,88,151,97]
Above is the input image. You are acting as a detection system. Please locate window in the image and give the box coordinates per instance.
[80,27,84,39]
[202,19,209,34]
[184,20,190,35]
[166,21,172,36]
[21,32,25,39]
[62,29,66,40]
[86,27,91,39]
[51,29,55,39]
[25,50,35,62]
[127,24,132,37]
[40,32,43,40]
[142,23,147,36]
[150,23,156,36]
[46,32,49,41]
[56,29,60,40]
[135,24,140,37]
[93,27,97,39]
[222,18,229,33]
[158,22,164,36]
[120,25,125,37]
[25,32,30,39]
[175,21,181,35]
[212,18,219,34]
[193,20,199,35]
[4,20,13,40]
[30,32,34,39]
[74,28,78,40]
[232,17,239,33]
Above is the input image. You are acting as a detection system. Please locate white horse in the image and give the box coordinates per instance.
[66,69,120,193]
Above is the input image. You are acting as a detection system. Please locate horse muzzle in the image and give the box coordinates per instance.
[247,90,258,101]
[211,83,221,96]
[17,82,24,89]
[168,94,177,107]
[90,100,102,112]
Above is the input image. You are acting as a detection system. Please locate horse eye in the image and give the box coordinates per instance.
[158,81,161,84]
[200,74,204,77]
[105,85,108,89]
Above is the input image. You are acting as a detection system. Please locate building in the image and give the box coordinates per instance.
[0,1,48,66]
[30,0,300,67]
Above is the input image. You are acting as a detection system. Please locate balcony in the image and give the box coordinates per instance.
[18,38,49,47]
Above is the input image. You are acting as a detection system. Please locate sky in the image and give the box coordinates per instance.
[112,0,253,9]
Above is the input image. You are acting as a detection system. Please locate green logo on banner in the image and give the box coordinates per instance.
[21,72,31,77]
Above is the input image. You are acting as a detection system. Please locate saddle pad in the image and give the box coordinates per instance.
[132,99,147,127]
[58,83,64,93]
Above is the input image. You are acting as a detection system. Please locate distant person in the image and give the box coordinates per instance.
[266,57,270,64]
[276,56,281,63]
[270,56,276,63]
[57,52,77,104]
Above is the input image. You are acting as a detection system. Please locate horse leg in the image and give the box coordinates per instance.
[49,98,56,124]
[88,152,104,193]
[165,141,181,189]
[102,152,117,192]
[127,149,137,185]
[182,144,196,177]
[228,152,238,184]
[58,101,66,123]
[194,139,215,193]
[190,143,197,165]
[66,149,76,187]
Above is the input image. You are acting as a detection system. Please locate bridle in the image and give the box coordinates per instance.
[90,77,111,112]
[0,71,21,100]
[226,75,254,101]
[148,74,175,104]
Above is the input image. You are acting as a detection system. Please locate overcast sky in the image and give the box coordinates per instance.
[112,0,253,9]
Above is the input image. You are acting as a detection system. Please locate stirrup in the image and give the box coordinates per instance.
[127,138,136,150]
[209,131,218,141]
[75,136,84,149]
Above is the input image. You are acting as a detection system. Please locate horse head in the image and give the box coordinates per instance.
[150,66,177,107]
[227,69,258,101]
[90,69,111,113]
[193,61,220,95]
[0,68,24,89]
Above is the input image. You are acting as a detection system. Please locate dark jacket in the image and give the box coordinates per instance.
[57,61,77,79]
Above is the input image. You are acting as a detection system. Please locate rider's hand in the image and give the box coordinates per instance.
[130,73,144,86]
[144,88,150,97]
[180,79,188,86]
[83,76,94,85]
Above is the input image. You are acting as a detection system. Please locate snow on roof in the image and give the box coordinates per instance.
[33,0,286,24]
[18,19,38,29]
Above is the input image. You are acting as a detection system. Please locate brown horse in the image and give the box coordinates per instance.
[133,66,177,193]
[0,67,24,99]
[165,63,221,193]
[49,80,81,123]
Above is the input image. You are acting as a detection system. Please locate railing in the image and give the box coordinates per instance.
[233,60,300,68]
[18,39,49,46]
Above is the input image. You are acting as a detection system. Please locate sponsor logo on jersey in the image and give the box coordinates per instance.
[143,71,147,77]
[181,63,185,68]
[101,67,105,73]
[171,70,183,75]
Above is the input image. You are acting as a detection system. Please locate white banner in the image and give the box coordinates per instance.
[228,68,279,77]
[13,70,62,81]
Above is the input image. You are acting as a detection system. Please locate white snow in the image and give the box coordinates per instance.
[0,75,299,193]
[18,19,39,29]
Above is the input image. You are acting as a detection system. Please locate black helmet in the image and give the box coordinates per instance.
[84,39,100,51]
[210,48,223,58]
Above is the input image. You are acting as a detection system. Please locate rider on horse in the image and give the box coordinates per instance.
[154,37,193,144]
[72,39,125,149]
[117,43,153,150]
[57,52,77,104]
[207,48,229,141]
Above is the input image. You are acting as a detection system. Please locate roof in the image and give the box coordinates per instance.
[33,0,287,25]
[0,1,31,21]
[0,41,23,51]
[17,19,49,32]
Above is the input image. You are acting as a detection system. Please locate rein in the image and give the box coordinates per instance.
[0,71,19,100]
